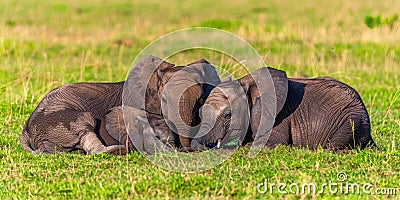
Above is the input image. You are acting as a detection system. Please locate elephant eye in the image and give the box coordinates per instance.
[224,111,231,119]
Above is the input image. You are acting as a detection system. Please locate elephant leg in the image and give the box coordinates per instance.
[24,110,83,154]
[24,109,127,155]
[50,110,127,155]
[69,111,127,155]
[265,118,292,149]
[80,131,127,155]
[35,140,65,154]
[97,119,122,146]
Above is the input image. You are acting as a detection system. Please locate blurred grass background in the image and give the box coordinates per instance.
[0,0,399,199]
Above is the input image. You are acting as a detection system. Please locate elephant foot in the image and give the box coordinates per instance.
[97,145,129,155]
[81,131,128,155]
[31,149,45,155]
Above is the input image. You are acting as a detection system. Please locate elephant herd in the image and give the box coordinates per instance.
[20,56,376,155]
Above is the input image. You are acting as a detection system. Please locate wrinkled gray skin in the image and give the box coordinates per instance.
[105,106,173,154]
[192,67,375,150]
[20,82,128,155]
[19,82,172,155]
[124,56,221,149]
[20,56,220,154]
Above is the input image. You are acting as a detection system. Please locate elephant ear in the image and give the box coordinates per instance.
[123,55,175,113]
[238,67,288,156]
[187,58,210,66]
[187,59,222,97]
[238,67,288,116]
[267,67,288,114]
[238,67,288,142]
[160,59,221,149]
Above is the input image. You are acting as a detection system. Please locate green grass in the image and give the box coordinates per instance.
[1,0,399,199]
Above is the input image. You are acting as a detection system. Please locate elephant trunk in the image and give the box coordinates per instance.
[190,105,218,149]
[197,116,215,139]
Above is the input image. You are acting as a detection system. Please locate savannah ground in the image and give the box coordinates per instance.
[0,0,399,199]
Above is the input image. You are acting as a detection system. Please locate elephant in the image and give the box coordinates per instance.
[123,56,221,150]
[104,106,173,154]
[20,81,128,154]
[191,67,376,151]
[20,55,221,154]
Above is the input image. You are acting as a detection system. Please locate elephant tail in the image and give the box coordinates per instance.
[355,102,378,150]
[20,129,35,153]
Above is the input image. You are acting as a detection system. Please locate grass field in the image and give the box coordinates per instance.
[1,0,399,199]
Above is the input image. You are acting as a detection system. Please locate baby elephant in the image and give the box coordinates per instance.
[104,106,173,154]
[20,82,128,155]
[20,55,221,155]
[20,82,173,155]
[192,67,376,151]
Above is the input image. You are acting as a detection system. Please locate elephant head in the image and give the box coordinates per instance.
[123,56,221,150]
[191,67,288,150]
[105,106,173,154]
